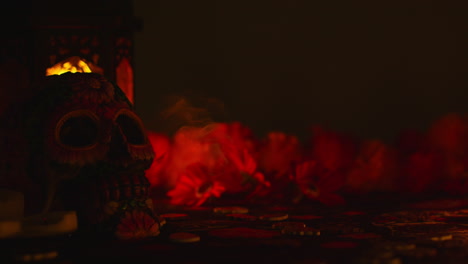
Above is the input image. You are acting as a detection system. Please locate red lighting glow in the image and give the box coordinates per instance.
[145,113,468,207]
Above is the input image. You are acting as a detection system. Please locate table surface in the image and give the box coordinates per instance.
[4,197,468,264]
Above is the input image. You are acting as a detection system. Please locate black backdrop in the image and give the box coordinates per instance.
[133,0,468,143]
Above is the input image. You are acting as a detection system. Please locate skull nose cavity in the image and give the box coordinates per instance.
[107,126,131,162]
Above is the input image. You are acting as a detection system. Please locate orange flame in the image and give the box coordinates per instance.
[46,56,103,76]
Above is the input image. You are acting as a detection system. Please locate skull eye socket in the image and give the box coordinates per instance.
[57,110,99,148]
[115,110,146,145]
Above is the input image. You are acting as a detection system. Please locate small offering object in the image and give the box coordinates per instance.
[0,189,78,238]
[0,189,24,238]
[0,220,22,238]
[0,189,24,220]
[169,232,201,243]
[21,211,78,237]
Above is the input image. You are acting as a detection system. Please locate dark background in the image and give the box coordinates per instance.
[133,0,468,143]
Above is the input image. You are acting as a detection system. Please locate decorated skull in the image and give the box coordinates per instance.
[0,72,163,239]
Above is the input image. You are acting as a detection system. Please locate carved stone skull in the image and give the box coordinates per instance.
[0,72,163,239]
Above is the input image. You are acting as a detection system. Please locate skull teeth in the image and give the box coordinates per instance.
[97,173,150,202]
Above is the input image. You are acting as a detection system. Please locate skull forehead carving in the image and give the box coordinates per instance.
[2,72,163,239]
[46,74,153,168]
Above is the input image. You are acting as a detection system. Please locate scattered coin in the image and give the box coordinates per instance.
[390,243,416,251]
[356,249,401,264]
[436,235,468,249]
[430,234,453,241]
[386,222,456,237]
[208,227,281,239]
[319,222,364,235]
[407,199,468,210]
[281,226,320,236]
[259,213,289,221]
[226,213,258,221]
[289,214,323,220]
[168,232,200,243]
[397,246,437,259]
[272,221,306,230]
[213,206,249,214]
[172,220,234,232]
[15,251,59,263]
[339,233,382,240]
[372,215,398,226]
[436,215,468,223]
